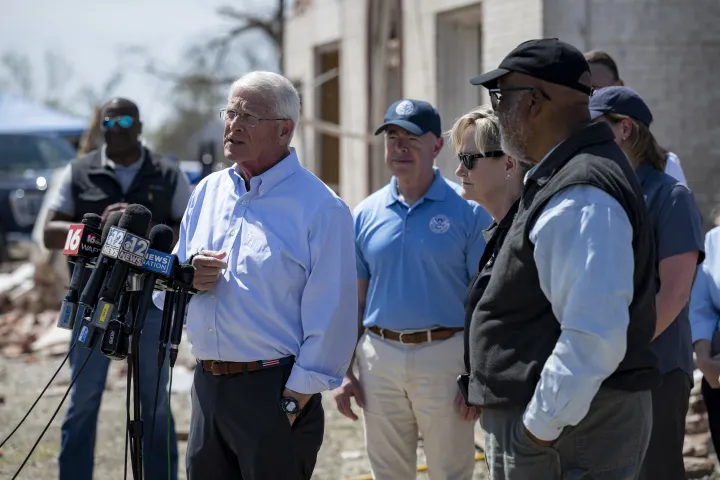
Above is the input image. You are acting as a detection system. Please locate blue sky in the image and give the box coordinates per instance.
[1,0,278,130]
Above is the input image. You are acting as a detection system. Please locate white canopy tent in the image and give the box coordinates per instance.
[0,94,88,135]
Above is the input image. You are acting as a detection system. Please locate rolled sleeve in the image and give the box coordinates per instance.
[286,199,358,394]
[523,186,633,441]
[47,164,75,216]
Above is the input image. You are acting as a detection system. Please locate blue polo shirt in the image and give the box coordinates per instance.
[355,169,492,330]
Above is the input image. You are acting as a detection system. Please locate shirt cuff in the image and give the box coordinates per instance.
[522,402,564,442]
[692,321,717,344]
[285,363,344,395]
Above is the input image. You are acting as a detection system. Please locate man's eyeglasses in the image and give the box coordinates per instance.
[220,109,288,127]
[458,150,505,170]
[487,87,552,111]
[102,116,135,129]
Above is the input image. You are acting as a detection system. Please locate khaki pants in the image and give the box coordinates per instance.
[356,330,476,480]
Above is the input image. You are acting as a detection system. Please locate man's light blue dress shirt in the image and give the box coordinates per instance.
[156,149,358,394]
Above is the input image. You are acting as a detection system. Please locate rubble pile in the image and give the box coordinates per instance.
[685,375,720,479]
[0,250,68,356]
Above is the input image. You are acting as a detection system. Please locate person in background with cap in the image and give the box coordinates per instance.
[591,85,704,479]
[468,38,660,479]
[43,98,190,480]
[332,99,491,480]
[584,49,688,186]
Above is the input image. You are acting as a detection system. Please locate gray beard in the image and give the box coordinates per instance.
[499,103,530,164]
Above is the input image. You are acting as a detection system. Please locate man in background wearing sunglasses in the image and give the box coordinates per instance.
[43,97,191,480]
[333,99,491,479]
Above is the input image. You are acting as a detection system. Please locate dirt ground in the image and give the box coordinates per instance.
[0,354,488,480]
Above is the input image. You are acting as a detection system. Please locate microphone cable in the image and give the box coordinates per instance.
[10,342,98,480]
[167,366,174,480]
[0,343,75,449]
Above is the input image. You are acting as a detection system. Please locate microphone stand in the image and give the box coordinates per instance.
[126,275,145,480]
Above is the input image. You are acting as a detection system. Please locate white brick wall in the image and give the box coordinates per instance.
[284,0,370,208]
[286,0,719,221]
[545,0,720,229]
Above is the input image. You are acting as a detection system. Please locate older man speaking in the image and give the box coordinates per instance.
[164,71,358,480]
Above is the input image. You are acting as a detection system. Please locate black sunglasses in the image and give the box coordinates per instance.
[458,150,505,170]
[487,87,552,111]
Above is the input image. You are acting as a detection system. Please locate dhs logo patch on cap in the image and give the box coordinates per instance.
[395,100,415,115]
[374,99,442,138]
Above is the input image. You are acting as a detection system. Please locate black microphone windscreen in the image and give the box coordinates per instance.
[81,213,102,229]
[101,211,124,243]
[148,224,175,253]
[118,204,152,236]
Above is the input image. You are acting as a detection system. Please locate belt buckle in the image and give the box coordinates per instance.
[210,360,224,375]
[398,332,408,344]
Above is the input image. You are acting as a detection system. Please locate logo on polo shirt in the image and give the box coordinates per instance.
[429,214,450,234]
[395,100,415,116]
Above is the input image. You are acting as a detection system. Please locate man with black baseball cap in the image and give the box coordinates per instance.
[466,38,659,479]
[333,99,491,479]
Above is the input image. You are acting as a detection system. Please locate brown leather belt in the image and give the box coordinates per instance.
[197,356,294,376]
[368,326,463,344]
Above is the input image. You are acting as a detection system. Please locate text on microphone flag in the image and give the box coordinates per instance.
[102,226,127,258]
[117,232,150,267]
[142,249,174,276]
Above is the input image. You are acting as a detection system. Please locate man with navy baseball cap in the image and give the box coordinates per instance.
[333,98,491,479]
[466,39,659,479]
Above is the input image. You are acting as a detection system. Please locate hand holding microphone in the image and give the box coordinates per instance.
[191,251,227,291]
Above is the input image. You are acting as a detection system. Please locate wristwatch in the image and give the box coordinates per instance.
[280,396,301,415]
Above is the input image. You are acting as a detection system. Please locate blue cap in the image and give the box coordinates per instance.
[589,86,654,127]
[375,99,442,137]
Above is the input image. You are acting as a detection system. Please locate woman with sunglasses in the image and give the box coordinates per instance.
[450,105,530,409]
[590,86,704,480]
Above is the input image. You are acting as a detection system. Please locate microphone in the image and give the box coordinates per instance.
[169,264,195,368]
[91,205,152,331]
[102,224,175,360]
[56,213,103,329]
[73,211,124,347]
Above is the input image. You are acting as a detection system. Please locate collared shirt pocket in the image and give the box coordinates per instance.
[238,232,275,276]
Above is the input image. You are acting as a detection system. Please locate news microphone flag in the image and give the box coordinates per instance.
[57,218,102,329]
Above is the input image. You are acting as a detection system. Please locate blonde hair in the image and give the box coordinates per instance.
[447,105,531,172]
[447,105,502,154]
[605,112,667,171]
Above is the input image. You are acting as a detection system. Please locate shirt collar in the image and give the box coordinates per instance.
[100,144,146,170]
[230,148,301,194]
[385,167,447,207]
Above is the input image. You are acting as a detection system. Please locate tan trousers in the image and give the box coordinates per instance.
[356,330,476,480]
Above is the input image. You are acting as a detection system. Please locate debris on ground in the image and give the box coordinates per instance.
[684,372,719,478]
[0,249,69,357]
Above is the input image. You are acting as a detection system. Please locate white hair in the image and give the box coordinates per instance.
[228,71,301,142]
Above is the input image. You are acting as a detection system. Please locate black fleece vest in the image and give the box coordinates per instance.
[69,147,179,225]
[467,123,660,408]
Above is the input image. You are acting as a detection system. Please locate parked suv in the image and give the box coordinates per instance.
[0,133,77,260]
